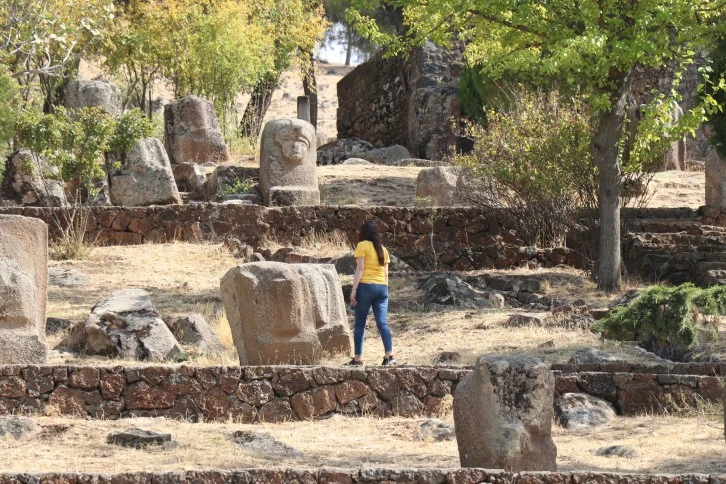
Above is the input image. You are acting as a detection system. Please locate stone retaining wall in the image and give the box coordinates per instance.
[1,469,724,484]
[551,362,726,376]
[0,365,722,421]
[0,205,578,270]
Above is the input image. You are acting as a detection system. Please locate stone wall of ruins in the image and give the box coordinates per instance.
[0,364,722,422]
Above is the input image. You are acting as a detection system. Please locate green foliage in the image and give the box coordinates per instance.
[593,284,726,349]
[454,89,597,246]
[708,35,726,158]
[14,107,150,196]
[220,178,255,197]
[0,66,19,145]
[458,65,489,126]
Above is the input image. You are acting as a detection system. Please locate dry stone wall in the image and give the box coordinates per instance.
[0,365,721,421]
[0,469,724,484]
[0,205,579,271]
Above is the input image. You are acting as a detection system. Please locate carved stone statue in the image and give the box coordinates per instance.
[259,119,320,206]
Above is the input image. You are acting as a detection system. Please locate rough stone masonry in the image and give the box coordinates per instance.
[0,215,48,364]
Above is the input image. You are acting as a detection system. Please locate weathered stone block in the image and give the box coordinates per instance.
[0,215,48,364]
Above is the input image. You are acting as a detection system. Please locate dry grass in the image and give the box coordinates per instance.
[0,412,723,474]
[46,242,673,366]
[259,229,353,258]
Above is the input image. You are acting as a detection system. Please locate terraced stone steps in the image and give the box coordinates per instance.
[0,364,721,422]
[1,468,725,484]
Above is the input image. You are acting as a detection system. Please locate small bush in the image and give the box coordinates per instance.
[454,89,597,247]
[707,35,726,158]
[593,283,725,350]
[220,177,255,197]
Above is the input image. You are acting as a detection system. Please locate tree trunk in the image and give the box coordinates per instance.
[302,54,318,129]
[239,71,279,139]
[345,27,353,66]
[592,86,629,293]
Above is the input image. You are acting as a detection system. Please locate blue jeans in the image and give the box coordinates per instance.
[354,283,392,357]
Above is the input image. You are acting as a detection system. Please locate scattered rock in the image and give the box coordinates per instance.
[228,430,303,458]
[0,416,39,440]
[433,351,460,363]
[508,313,554,327]
[172,162,207,194]
[416,167,458,206]
[568,347,622,365]
[65,79,122,116]
[395,158,449,167]
[107,428,173,448]
[201,165,257,201]
[453,355,557,471]
[555,393,617,430]
[317,138,374,165]
[78,289,183,361]
[361,144,411,165]
[341,158,373,165]
[419,273,502,309]
[416,419,456,442]
[164,95,230,165]
[46,317,73,335]
[48,268,89,287]
[0,150,68,207]
[109,137,182,207]
[594,445,637,459]
[164,313,223,355]
[538,340,555,349]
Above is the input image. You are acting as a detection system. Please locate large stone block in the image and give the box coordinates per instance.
[110,137,182,207]
[220,262,322,364]
[0,215,48,364]
[164,95,230,165]
[293,264,351,355]
[1,150,68,207]
[705,149,726,208]
[65,79,122,116]
[453,355,557,471]
[416,167,457,206]
[259,119,320,206]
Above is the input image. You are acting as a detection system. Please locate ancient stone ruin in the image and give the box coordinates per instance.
[1,150,68,207]
[259,119,320,206]
[293,263,351,355]
[0,215,48,364]
[164,95,230,166]
[453,355,557,471]
[64,79,123,116]
[109,137,182,207]
[220,262,322,365]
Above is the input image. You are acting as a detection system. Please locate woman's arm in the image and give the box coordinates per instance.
[385,263,389,285]
[351,257,365,305]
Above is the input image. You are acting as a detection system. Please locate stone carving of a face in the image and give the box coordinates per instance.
[276,124,313,164]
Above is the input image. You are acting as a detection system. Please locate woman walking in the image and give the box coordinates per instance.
[348,220,396,366]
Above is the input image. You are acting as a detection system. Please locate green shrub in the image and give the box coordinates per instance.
[593,284,725,349]
[14,107,152,197]
[454,89,597,246]
[220,177,255,197]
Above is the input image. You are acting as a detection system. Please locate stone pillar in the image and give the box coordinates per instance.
[0,215,48,363]
[453,355,557,471]
[220,262,322,365]
[297,96,311,123]
[164,95,230,165]
[705,150,726,208]
[259,119,320,206]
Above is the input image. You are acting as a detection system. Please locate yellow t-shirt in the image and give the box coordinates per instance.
[354,240,390,285]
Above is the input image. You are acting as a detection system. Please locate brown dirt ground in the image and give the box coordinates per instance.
[0,411,723,474]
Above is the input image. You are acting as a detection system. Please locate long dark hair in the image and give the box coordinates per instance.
[358,220,385,266]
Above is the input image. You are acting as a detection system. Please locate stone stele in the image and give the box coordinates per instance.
[293,263,352,355]
[220,262,322,365]
[259,119,320,206]
[453,355,557,471]
[0,215,48,363]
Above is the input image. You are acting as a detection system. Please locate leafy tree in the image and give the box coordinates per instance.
[0,0,114,110]
[239,0,328,138]
[0,65,19,148]
[350,0,725,292]
[14,107,152,197]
